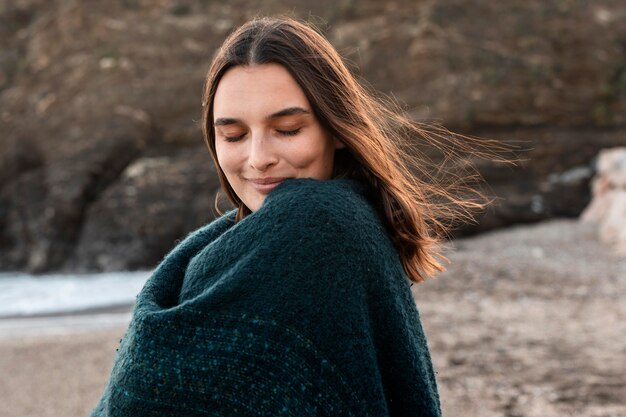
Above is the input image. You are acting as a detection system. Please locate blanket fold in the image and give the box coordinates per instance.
[91,178,441,417]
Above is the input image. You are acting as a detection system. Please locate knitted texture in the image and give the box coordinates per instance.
[90,178,441,417]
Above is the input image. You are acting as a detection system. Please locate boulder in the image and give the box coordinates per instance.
[0,115,149,271]
[65,148,223,272]
[466,127,625,235]
[581,148,626,255]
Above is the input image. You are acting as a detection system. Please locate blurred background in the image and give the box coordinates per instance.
[1,0,625,274]
[0,1,625,416]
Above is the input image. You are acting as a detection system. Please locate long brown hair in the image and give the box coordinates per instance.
[201,16,514,283]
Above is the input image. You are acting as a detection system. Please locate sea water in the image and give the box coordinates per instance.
[0,271,151,337]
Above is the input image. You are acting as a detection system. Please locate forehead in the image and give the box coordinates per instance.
[213,64,310,118]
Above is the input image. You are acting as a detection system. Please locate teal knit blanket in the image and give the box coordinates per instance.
[91,178,441,417]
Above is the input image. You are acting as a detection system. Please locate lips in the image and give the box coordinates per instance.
[248,177,288,185]
[247,177,288,194]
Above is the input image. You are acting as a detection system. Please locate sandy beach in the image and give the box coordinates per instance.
[0,324,126,417]
[1,218,624,417]
[418,219,626,417]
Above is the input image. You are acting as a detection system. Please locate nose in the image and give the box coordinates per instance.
[247,131,278,172]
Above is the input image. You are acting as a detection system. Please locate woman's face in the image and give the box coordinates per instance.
[213,63,344,212]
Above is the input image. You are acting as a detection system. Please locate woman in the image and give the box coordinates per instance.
[91,16,504,417]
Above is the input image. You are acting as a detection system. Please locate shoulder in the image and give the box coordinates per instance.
[261,178,378,228]
[258,178,408,299]
[259,178,390,250]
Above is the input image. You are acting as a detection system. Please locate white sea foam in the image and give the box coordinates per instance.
[0,271,151,318]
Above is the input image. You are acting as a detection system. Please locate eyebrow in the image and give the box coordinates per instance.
[214,106,310,126]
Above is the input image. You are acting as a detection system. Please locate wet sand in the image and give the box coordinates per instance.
[1,219,624,417]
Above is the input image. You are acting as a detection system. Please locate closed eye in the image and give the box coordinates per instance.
[277,128,301,136]
[223,133,245,142]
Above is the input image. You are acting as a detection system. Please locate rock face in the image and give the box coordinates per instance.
[1,0,625,272]
[581,148,626,255]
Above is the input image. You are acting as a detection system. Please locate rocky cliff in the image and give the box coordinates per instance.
[1,0,625,272]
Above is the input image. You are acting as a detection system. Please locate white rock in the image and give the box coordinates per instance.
[581,147,626,255]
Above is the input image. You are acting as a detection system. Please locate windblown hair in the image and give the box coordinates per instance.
[201,16,513,283]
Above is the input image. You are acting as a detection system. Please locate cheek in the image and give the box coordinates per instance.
[288,146,319,168]
[288,133,334,168]
[215,143,238,174]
